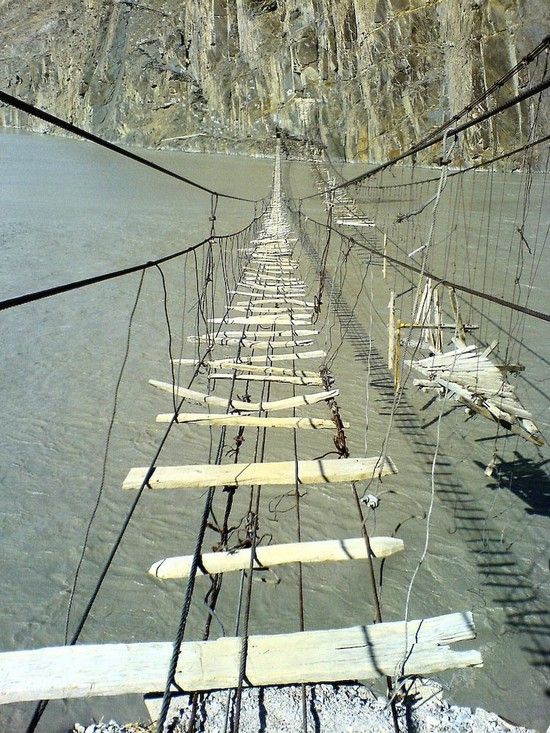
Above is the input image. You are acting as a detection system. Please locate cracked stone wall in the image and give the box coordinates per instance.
[0,0,547,161]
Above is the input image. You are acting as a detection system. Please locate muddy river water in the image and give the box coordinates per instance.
[1,131,548,731]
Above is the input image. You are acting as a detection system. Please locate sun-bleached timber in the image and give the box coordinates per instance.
[0,613,481,703]
[149,379,339,412]
[155,414,346,429]
[149,536,404,578]
[122,456,397,491]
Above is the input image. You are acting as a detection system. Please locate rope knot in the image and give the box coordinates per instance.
[362,494,380,510]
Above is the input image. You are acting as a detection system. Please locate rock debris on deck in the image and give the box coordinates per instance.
[74,681,537,733]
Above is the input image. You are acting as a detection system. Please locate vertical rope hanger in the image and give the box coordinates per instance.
[210,193,219,237]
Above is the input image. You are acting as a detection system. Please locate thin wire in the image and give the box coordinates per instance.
[63,268,146,644]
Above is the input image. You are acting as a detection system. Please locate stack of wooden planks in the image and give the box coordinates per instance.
[410,343,544,445]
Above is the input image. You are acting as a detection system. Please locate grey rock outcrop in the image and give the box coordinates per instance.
[0,0,548,161]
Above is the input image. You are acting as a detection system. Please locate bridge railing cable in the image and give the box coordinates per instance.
[0,89,263,204]
[297,60,550,202]
[0,205,268,312]
[290,207,550,324]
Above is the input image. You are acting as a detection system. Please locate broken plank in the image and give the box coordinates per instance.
[148,380,338,413]
[188,330,317,342]
[0,612,481,703]
[208,316,311,326]
[155,414,345,429]
[122,455,397,491]
[205,363,319,377]
[208,373,323,386]
[149,536,404,579]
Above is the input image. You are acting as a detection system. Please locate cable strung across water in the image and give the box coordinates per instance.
[293,210,550,324]
[299,72,550,201]
[0,208,267,312]
[0,89,261,203]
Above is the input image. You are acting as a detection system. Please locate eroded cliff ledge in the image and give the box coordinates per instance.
[0,0,547,162]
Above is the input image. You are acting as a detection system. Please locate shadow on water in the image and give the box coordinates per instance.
[476,451,550,518]
[297,212,550,706]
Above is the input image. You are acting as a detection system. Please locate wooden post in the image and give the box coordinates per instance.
[383,232,387,280]
[448,286,467,346]
[388,291,400,390]
[388,290,395,373]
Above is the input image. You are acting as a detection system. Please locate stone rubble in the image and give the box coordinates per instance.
[73,681,539,733]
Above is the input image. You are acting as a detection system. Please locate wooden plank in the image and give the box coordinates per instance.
[234,300,313,307]
[243,339,314,350]
[231,306,312,315]
[149,380,338,413]
[237,282,304,293]
[188,330,317,342]
[228,307,312,317]
[208,316,311,326]
[204,363,319,377]
[336,218,375,227]
[209,373,323,386]
[156,414,346,429]
[242,275,302,283]
[186,338,314,349]
[174,349,327,369]
[233,291,307,300]
[149,536,404,579]
[122,455,397,491]
[237,350,326,363]
[0,613,481,703]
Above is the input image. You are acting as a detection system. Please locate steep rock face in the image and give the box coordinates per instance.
[0,0,547,161]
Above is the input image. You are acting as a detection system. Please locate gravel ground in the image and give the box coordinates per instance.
[73,681,541,733]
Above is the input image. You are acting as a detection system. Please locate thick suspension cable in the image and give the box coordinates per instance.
[293,210,550,324]
[299,71,550,201]
[0,90,262,203]
[0,208,267,312]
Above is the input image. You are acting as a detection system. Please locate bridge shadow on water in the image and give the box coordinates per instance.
[476,451,550,519]
[298,219,550,707]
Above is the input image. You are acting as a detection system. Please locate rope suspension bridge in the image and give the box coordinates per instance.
[0,32,548,733]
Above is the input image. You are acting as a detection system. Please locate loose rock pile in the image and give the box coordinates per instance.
[73,681,537,733]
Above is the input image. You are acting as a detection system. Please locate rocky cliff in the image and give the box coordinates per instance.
[0,0,547,162]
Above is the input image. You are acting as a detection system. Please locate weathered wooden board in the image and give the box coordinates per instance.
[149,536,404,578]
[188,330,317,342]
[122,455,397,491]
[208,316,311,326]
[233,291,307,301]
[149,380,338,412]
[208,373,323,386]
[205,363,319,377]
[174,350,326,368]
[233,350,325,364]
[235,299,312,307]
[155,414,345,429]
[0,613,481,703]
[336,218,375,227]
[237,282,304,293]
[186,338,314,349]
[230,306,312,315]
[244,339,314,349]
